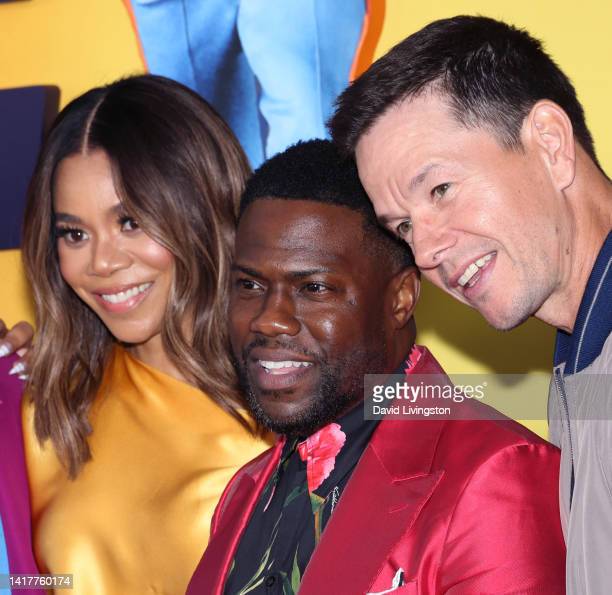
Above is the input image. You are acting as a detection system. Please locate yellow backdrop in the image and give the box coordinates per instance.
[1,0,609,437]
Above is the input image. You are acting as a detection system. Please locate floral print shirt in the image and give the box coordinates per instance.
[224,403,379,595]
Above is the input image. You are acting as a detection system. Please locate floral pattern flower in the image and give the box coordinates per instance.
[404,344,423,373]
[298,423,346,493]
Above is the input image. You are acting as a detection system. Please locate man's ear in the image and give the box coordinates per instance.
[524,100,576,190]
[389,267,420,329]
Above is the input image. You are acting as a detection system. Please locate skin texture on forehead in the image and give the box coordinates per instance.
[229,198,416,437]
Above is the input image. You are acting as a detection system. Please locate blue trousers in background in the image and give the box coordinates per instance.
[130,0,365,168]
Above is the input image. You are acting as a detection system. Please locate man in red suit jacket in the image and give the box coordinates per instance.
[187,140,565,594]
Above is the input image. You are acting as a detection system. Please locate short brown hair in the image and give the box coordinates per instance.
[330,15,602,172]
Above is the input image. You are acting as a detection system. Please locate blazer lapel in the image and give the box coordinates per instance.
[299,420,445,594]
[300,349,450,594]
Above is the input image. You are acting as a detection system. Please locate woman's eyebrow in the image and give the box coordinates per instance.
[55,212,82,223]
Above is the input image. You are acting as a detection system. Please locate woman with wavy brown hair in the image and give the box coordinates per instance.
[20,74,269,594]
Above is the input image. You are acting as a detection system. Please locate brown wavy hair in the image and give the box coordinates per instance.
[22,75,252,477]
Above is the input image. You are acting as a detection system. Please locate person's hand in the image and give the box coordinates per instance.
[0,319,34,379]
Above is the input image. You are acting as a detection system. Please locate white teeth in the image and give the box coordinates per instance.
[101,282,152,304]
[259,360,313,371]
[475,253,493,268]
[458,263,479,287]
[458,254,493,287]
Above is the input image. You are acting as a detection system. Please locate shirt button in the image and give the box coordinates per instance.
[265,575,276,587]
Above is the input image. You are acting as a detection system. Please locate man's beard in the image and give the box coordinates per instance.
[234,338,387,439]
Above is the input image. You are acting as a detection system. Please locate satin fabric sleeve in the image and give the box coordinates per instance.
[439,443,565,593]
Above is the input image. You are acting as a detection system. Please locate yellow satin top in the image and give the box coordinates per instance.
[22,346,271,595]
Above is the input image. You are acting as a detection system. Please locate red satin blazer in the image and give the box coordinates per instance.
[187,348,565,594]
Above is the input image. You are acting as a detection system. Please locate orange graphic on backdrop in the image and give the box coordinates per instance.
[350,0,386,80]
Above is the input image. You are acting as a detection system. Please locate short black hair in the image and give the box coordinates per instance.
[239,139,415,269]
[330,15,602,170]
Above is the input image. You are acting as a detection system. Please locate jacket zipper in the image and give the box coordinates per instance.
[555,368,575,507]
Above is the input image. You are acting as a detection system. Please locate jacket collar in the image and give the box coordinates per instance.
[369,346,447,479]
[554,231,612,374]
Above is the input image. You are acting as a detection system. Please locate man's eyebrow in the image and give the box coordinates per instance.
[232,265,334,279]
[288,267,333,280]
[377,214,395,227]
[375,163,442,227]
[408,162,440,192]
